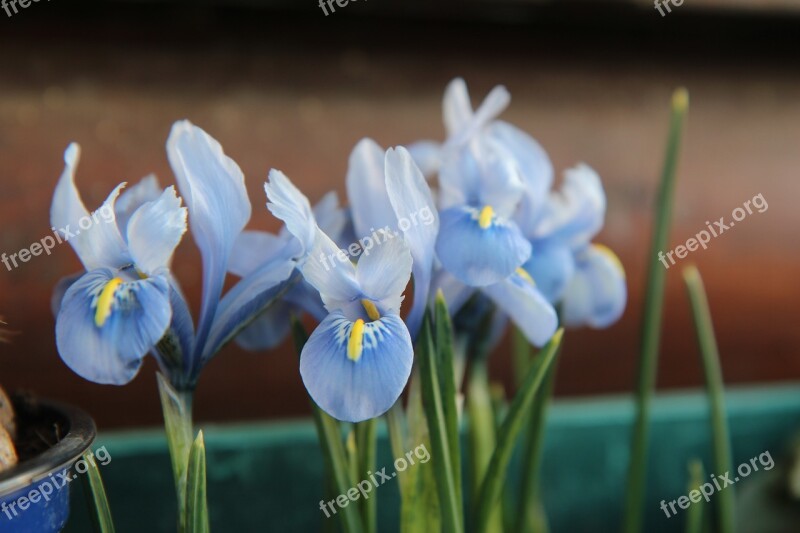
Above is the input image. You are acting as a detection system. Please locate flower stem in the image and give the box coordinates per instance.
[157,373,195,532]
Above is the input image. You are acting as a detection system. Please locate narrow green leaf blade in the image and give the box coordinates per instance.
[466,361,503,533]
[474,329,563,533]
[157,373,194,531]
[434,291,463,514]
[418,312,463,533]
[685,459,705,533]
[80,451,116,533]
[185,431,210,533]
[683,266,734,533]
[623,88,689,533]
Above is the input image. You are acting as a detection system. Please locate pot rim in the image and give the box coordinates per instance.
[0,399,96,497]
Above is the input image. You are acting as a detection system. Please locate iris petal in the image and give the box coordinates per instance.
[167,121,251,351]
[235,299,292,351]
[203,254,297,361]
[229,230,289,278]
[561,244,627,329]
[126,186,187,276]
[115,175,161,236]
[346,138,395,239]
[483,271,558,347]
[385,146,440,335]
[50,144,130,271]
[265,169,316,256]
[522,243,576,303]
[436,206,531,287]
[532,164,606,246]
[355,237,412,315]
[300,311,413,423]
[55,269,171,385]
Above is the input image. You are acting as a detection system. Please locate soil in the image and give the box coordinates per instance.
[10,393,68,463]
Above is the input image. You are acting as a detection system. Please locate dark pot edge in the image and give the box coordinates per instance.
[0,400,96,496]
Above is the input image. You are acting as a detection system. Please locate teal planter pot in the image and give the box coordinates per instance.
[65,383,800,532]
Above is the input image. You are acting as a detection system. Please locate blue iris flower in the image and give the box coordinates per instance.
[51,144,188,385]
[52,121,298,389]
[521,164,627,328]
[411,79,559,346]
[264,146,433,422]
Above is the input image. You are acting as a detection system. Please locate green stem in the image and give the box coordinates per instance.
[685,460,706,533]
[356,419,377,533]
[623,88,688,533]
[157,373,195,533]
[474,330,563,533]
[683,266,734,533]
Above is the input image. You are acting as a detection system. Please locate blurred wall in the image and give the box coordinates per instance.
[0,2,798,428]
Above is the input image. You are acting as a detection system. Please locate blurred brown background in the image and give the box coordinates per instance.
[0,1,798,429]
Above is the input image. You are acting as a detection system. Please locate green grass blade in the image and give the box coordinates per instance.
[185,431,210,533]
[80,451,116,533]
[418,312,463,533]
[474,329,563,533]
[292,319,364,533]
[434,291,463,515]
[685,460,706,533]
[683,266,734,533]
[623,88,689,533]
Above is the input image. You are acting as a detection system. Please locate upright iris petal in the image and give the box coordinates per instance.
[167,121,251,356]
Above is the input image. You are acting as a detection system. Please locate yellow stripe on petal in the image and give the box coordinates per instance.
[515,267,536,286]
[478,205,495,229]
[94,277,123,327]
[593,244,625,278]
[347,319,365,362]
[361,299,381,321]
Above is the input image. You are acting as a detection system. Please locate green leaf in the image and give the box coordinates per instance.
[623,88,689,533]
[466,361,503,533]
[292,319,364,533]
[80,451,116,533]
[401,372,441,533]
[185,431,210,533]
[514,337,559,533]
[683,266,735,533]
[434,291,463,515]
[685,460,705,533]
[157,373,194,532]
[418,312,463,533]
[474,329,563,533]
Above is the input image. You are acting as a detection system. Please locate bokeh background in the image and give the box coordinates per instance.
[0,0,798,429]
